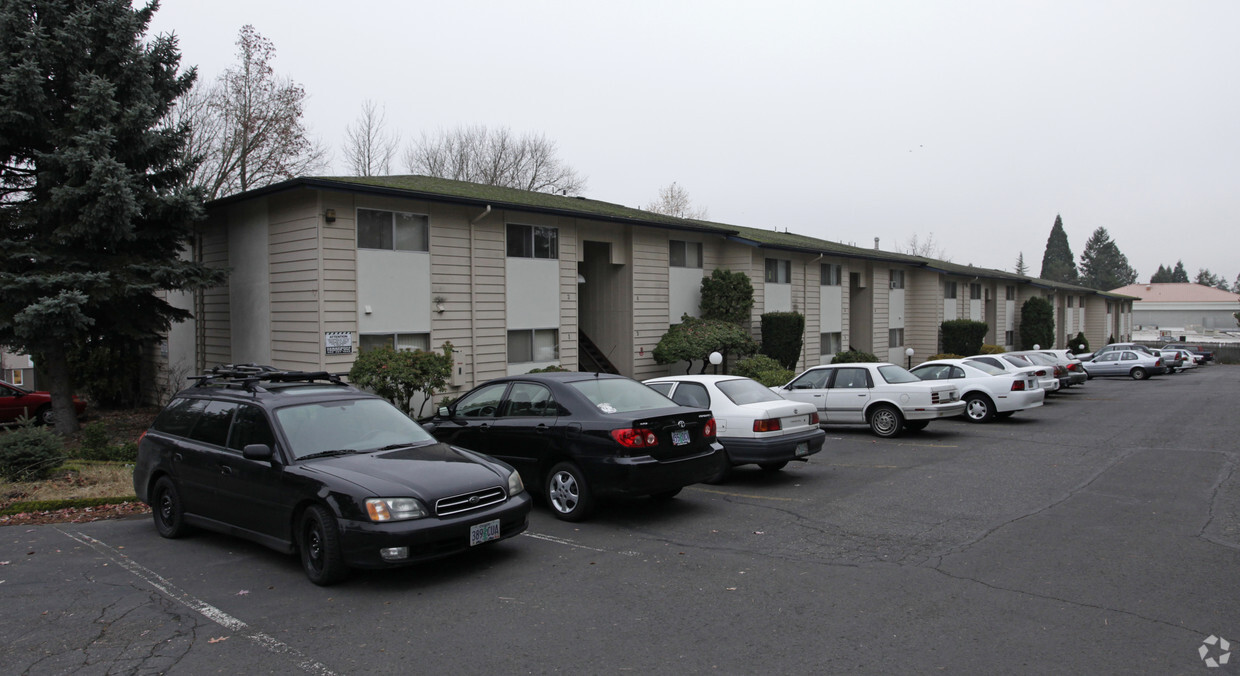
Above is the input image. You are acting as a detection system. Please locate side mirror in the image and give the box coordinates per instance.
[438,405,450,418]
[242,443,274,461]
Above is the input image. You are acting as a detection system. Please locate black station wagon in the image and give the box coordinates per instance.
[133,366,531,585]
[424,372,725,521]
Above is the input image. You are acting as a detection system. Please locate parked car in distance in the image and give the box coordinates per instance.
[1010,351,1072,390]
[1029,349,1089,386]
[965,354,1059,393]
[644,374,826,480]
[1161,343,1214,364]
[1077,343,1157,362]
[133,366,531,585]
[1157,350,1185,373]
[1079,350,1167,380]
[910,359,1045,423]
[424,372,725,522]
[771,362,965,438]
[0,381,86,425]
[1170,349,1199,370]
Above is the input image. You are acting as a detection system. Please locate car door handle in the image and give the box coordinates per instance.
[479,424,490,433]
[535,424,548,433]
[220,465,233,476]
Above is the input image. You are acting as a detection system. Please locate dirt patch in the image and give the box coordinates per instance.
[0,500,150,527]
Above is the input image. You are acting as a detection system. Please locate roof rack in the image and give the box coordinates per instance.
[188,364,348,392]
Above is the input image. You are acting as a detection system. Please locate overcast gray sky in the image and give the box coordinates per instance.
[148,1,1240,286]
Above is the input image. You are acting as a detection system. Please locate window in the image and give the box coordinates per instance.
[10,370,22,386]
[1080,295,1086,308]
[888,328,904,347]
[1067,296,1074,308]
[151,398,206,437]
[455,383,508,418]
[716,378,784,405]
[820,332,842,356]
[889,270,905,289]
[507,224,558,259]
[227,404,276,451]
[1106,301,1112,312]
[507,329,559,363]
[669,382,711,408]
[1005,286,1015,301]
[970,283,982,300]
[188,400,237,447]
[944,282,957,299]
[357,208,428,251]
[669,240,702,268]
[502,383,558,418]
[765,258,791,284]
[820,263,842,286]
[832,368,870,389]
[1005,330,1014,345]
[360,333,429,353]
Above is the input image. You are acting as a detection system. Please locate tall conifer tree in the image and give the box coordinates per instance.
[1039,215,1078,283]
[0,0,225,432]
[1078,227,1138,290]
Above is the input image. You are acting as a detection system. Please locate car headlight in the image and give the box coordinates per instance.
[365,497,428,522]
[507,470,525,496]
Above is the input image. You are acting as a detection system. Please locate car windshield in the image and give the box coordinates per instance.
[274,398,435,460]
[716,378,784,406]
[964,360,1005,376]
[570,377,677,414]
[1002,355,1032,367]
[876,365,921,384]
[1022,353,1055,366]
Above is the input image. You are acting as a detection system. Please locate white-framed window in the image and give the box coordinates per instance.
[10,370,23,386]
[889,270,905,289]
[820,332,842,355]
[669,240,702,268]
[944,282,957,299]
[1080,295,1086,307]
[765,258,792,284]
[1005,330,1014,345]
[970,283,982,300]
[507,224,558,259]
[820,263,842,286]
[888,328,904,347]
[1005,286,1015,301]
[1067,296,1074,307]
[357,208,429,251]
[508,329,559,363]
[359,332,430,353]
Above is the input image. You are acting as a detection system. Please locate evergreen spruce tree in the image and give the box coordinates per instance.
[1078,227,1138,290]
[1171,260,1189,283]
[1039,215,1078,283]
[0,0,226,432]
[1015,252,1028,276]
[1150,265,1173,283]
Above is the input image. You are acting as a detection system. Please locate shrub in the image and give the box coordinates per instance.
[1019,297,1055,349]
[733,355,794,387]
[350,343,455,418]
[978,344,1005,354]
[653,315,758,374]
[527,365,569,373]
[941,319,989,357]
[0,423,67,482]
[928,353,964,360]
[1068,332,1090,354]
[700,269,754,326]
[832,350,879,363]
[760,312,805,370]
[73,421,138,462]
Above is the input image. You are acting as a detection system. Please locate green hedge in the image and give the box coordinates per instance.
[941,319,989,357]
[760,312,805,370]
[832,350,880,363]
[733,355,794,387]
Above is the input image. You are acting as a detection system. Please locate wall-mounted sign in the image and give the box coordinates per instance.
[325,331,353,355]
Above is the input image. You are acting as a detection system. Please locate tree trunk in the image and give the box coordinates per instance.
[44,347,80,435]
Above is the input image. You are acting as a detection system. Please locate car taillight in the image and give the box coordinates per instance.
[753,418,782,433]
[931,391,941,404]
[809,412,820,425]
[1155,359,1162,366]
[1036,369,1047,377]
[610,428,659,448]
[1067,363,1079,372]
[1010,380,1025,391]
[703,418,716,438]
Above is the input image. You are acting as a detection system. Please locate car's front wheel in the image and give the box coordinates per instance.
[1130,367,1148,381]
[868,404,904,438]
[151,476,189,539]
[299,505,348,586]
[546,462,594,522]
[963,393,995,423]
[36,406,54,426]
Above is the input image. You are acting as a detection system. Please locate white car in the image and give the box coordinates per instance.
[644,375,825,480]
[771,362,965,438]
[965,354,1059,392]
[1172,349,1199,370]
[910,359,1045,423]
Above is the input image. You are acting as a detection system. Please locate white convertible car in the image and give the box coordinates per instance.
[644,375,826,480]
[771,362,965,438]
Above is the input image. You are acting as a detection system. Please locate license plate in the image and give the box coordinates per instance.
[671,429,690,446]
[795,442,809,457]
[785,415,808,428]
[469,519,500,546]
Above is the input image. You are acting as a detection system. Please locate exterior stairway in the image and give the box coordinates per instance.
[579,332,620,374]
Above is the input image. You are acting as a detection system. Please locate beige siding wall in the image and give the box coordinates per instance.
[200,217,231,369]
[631,226,670,381]
[871,268,890,356]
[267,190,326,371]
[906,268,941,363]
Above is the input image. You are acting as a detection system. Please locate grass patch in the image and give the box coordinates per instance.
[0,461,136,506]
[1,494,140,517]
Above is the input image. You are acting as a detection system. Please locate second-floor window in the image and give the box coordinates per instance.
[944,282,957,299]
[765,258,791,284]
[669,240,702,268]
[1005,286,1015,301]
[357,208,428,251]
[970,283,982,300]
[507,224,558,259]
[821,263,842,286]
[890,270,905,289]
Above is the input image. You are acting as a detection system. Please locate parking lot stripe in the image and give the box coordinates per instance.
[56,528,338,676]
[686,486,804,501]
[521,532,606,551]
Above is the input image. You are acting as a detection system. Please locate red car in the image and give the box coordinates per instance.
[0,381,86,425]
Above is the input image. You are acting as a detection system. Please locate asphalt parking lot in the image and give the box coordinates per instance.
[3,365,1238,674]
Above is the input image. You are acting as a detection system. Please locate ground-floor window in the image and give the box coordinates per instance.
[360,333,430,353]
[508,329,559,364]
[888,328,904,347]
[820,332,842,356]
[1004,330,1014,346]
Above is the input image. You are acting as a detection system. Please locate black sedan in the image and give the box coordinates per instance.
[133,367,532,585]
[424,372,726,521]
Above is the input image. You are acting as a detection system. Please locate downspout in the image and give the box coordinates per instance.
[469,206,492,388]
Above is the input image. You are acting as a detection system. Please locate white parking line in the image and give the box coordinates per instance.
[520,532,605,551]
[56,528,337,676]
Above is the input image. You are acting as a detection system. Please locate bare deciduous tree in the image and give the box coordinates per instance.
[404,125,585,194]
[903,232,950,261]
[171,25,328,199]
[343,99,399,176]
[646,182,709,220]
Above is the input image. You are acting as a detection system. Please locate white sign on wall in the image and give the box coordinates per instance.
[325,331,353,355]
